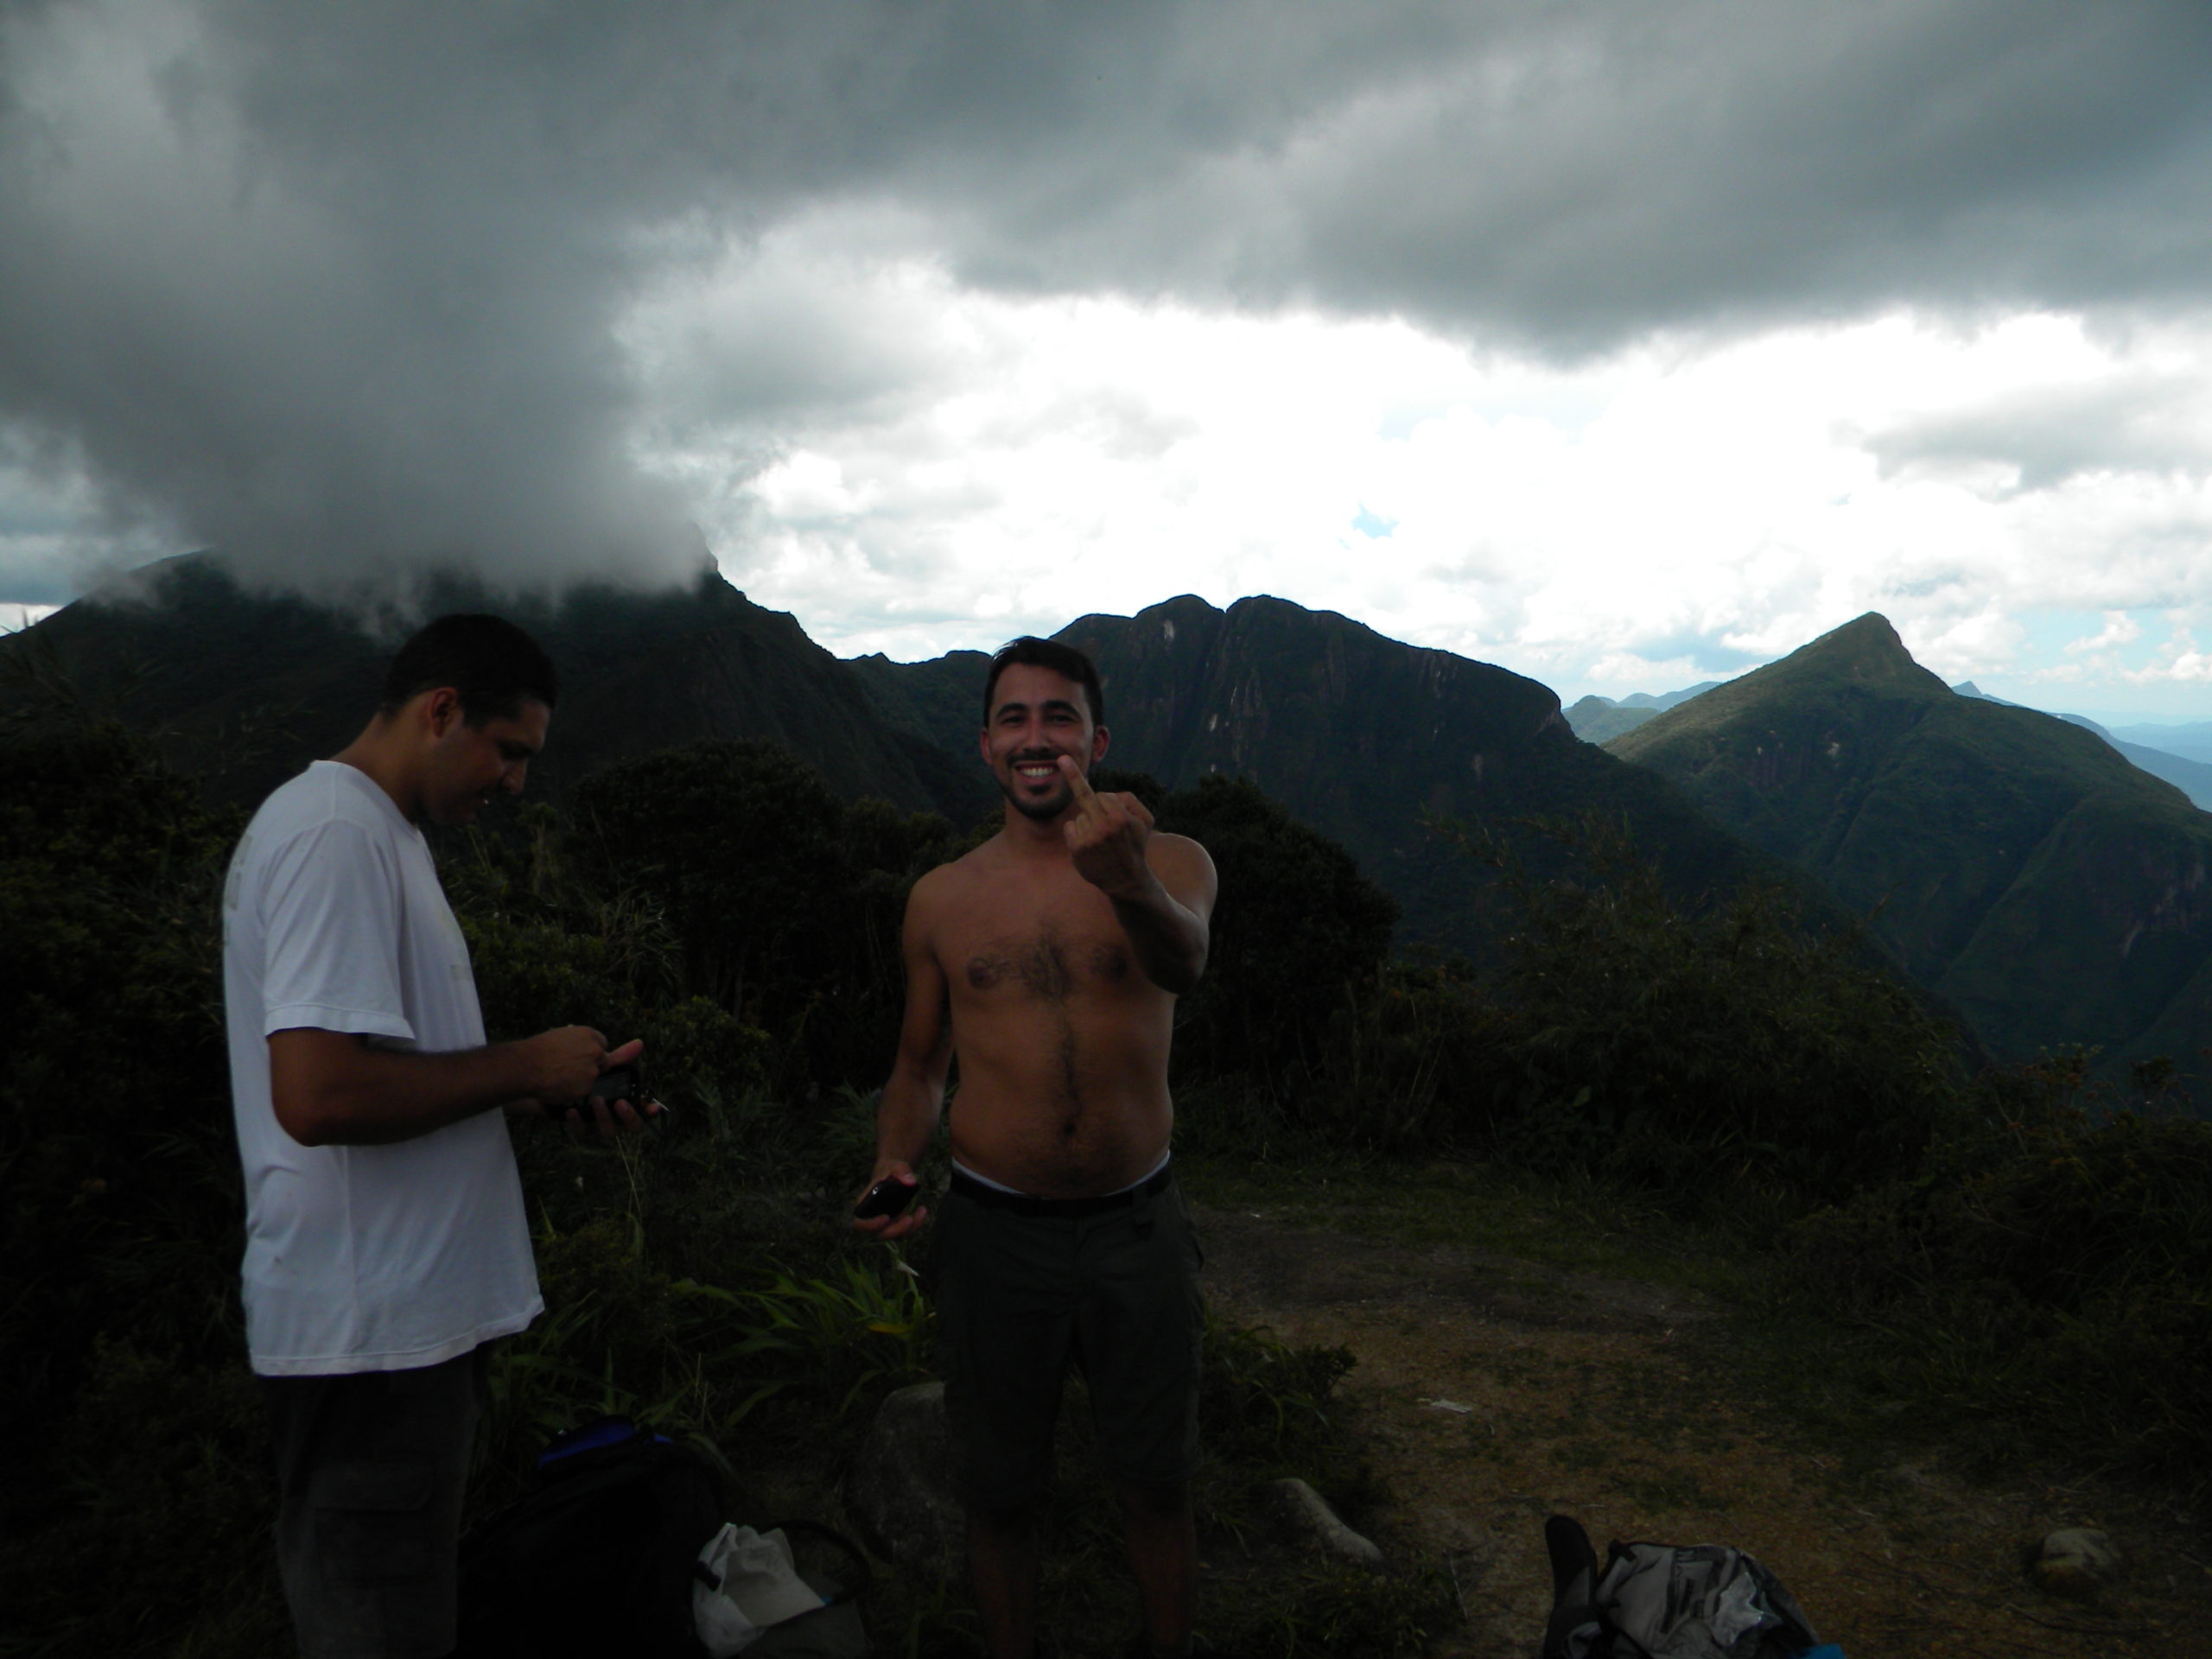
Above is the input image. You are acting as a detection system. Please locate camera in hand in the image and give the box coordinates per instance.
[563,1065,671,1125]
[853,1178,918,1221]
[585,1065,640,1107]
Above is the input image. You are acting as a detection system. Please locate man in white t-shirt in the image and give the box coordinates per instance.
[223,613,653,1658]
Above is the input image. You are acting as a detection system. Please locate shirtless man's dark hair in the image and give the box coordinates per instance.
[855,642,1217,1659]
[982,635,1104,728]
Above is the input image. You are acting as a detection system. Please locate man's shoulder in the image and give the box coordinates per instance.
[1145,830,1217,912]
[909,840,994,906]
[903,836,1009,934]
[1147,830,1213,872]
[252,764,395,835]
[238,766,409,881]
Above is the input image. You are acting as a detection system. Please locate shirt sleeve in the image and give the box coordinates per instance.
[257,818,419,1045]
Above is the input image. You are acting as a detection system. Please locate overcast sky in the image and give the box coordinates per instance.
[8,1,2212,717]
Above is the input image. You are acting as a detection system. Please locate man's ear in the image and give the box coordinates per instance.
[1091,724,1109,764]
[423,686,465,737]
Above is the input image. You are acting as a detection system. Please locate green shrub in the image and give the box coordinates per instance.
[1199,1319,1357,1475]
[1153,775,1400,1089]
[1448,818,1960,1208]
[1782,1069,2212,1483]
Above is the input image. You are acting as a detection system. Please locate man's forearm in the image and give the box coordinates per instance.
[874,1071,944,1173]
[272,1032,546,1147]
[1109,880,1210,995]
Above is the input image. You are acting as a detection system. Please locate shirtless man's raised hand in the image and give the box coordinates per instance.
[852,638,1216,1659]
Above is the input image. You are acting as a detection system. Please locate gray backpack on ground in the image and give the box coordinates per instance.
[1540,1515,1827,1659]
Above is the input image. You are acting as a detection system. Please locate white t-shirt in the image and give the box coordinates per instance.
[222,760,542,1376]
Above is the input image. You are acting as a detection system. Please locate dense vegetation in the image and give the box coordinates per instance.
[5,716,2212,1655]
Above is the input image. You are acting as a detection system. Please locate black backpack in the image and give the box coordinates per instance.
[1539,1515,1826,1659]
[455,1416,728,1659]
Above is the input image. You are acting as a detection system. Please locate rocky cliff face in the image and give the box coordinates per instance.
[860,594,1846,957]
[1610,612,2212,1063]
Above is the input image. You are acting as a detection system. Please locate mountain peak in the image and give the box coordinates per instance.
[1794,612,1921,677]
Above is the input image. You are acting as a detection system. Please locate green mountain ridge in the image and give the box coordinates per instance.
[3,552,995,823]
[858,593,1863,958]
[5,556,1852,973]
[1610,613,2212,1065]
[1953,683,2212,809]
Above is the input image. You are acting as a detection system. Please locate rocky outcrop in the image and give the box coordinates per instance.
[1264,1478,1384,1569]
[2032,1528,2125,1599]
[842,1381,964,1574]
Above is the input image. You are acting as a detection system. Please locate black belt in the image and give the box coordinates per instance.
[949,1163,1173,1218]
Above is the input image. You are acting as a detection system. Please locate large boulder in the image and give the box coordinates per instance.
[842,1381,964,1573]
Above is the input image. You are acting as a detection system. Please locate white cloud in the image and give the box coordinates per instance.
[2065,611,2144,654]
[619,231,2212,709]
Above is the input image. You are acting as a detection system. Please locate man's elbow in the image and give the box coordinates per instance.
[271,1087,340,1147]
[1152,944,1208,996]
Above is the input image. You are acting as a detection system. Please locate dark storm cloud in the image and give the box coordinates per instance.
[955,0,2212,349]
[3,0,2209,593]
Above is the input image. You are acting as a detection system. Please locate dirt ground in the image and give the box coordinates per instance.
[1191,1200,2212,1659]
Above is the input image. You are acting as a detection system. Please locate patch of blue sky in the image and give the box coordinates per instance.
[1967,607,2201,722]
[1351,506,1396,538]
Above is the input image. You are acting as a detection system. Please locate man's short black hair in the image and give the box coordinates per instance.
[379,613,559,723]
[982,637,1105,728]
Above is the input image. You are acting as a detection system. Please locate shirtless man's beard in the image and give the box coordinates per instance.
[1003,748,1077,821]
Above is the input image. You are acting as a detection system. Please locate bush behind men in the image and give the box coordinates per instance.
[855,636,1219,1659]
[223,614,653,1657]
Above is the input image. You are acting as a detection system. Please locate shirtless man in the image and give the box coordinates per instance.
[854,636,1217,1659]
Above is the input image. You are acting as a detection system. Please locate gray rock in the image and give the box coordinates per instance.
[2033,1528,2125,1599]
[842,1380,964,1573]
[1266,1478,1384,1569]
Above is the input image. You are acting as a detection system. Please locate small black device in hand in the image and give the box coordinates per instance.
[853,1178,918,1221]
[573,1065,671,1125]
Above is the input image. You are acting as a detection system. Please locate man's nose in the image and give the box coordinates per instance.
[503,763,528,792]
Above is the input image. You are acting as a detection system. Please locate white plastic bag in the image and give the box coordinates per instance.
[693,1524,828,1658]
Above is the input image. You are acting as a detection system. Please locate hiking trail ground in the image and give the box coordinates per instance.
[1186,1179,2212,1659]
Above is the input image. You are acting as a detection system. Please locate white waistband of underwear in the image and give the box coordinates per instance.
[951,1147,1171,1200]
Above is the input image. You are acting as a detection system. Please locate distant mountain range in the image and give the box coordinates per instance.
[29,555,2210,1068]
[1563,684,1719,744]
[854,594,1828,953]
[1609,615,2212,1067]
[2,552,1816,964]
[2108,721,2212,767]
[1951,683,2212,810]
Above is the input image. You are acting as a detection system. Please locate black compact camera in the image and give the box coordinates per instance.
[852,1178,918,1221]
[563,1065,671,1125]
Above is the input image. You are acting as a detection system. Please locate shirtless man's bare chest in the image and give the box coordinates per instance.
[928,850,1180,1192]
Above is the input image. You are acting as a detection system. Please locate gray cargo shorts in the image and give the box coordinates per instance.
[935,1166,1205,1510]
[260,1346,488,1659]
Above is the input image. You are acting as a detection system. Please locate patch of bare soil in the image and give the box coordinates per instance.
[1193,1203,2212,1659]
